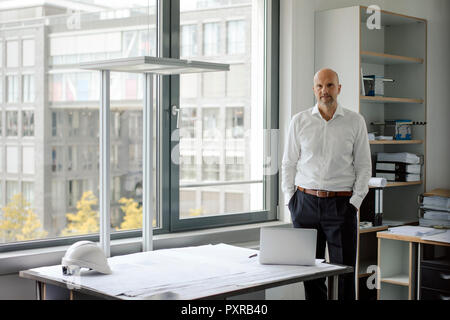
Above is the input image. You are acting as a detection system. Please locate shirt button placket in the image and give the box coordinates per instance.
[319,120,327,190]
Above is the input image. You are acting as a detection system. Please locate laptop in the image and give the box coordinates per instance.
[259,227,317,266]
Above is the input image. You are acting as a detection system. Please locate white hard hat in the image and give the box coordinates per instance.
[62,241,112,275]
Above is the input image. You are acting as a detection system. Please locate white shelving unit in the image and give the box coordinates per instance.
[315,6,427,300]
[377,232,418,300]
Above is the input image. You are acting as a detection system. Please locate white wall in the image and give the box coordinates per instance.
[278,0,316,223]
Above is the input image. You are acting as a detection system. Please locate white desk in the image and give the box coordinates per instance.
[20,244,352,300]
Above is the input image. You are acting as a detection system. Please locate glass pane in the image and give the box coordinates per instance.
[179,0,265,219]
[227,20,246,55]
[0,1,157,245]
[6,111,18,136]
[6,75,19,103]
[22,39,35,67]
[23,75,35,103]
[6,40,19,68]
[22,111,35,136]
[22,147,35,174]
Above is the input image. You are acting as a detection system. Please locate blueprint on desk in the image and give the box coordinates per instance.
[29,243,342,299]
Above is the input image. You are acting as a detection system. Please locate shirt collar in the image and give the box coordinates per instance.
[312,103,345,119]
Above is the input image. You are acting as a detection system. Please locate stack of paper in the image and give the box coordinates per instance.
[423,196,450,211]
[376,153,422,182]
[377,152,422,164]
[421,230,450,244]
[420,190,450,228]
[376,172,420,182]
[388,226,446,237]
[375,136,393,141]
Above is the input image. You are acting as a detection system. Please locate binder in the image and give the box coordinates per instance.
[376,171,421,182]
[375,162,421,174]
[377,152,423,164]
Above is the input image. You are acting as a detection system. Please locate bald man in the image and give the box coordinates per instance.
[281,69,372,300]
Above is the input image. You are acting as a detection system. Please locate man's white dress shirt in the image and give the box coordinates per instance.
[281,103,372,210]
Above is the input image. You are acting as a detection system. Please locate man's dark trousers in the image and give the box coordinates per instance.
[288,189,357,300]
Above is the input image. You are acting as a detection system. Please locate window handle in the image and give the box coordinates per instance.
[172,105,180,129]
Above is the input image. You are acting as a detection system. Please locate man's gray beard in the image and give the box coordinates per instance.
[319,98,335,109]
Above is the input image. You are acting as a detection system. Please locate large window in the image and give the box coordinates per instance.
[0,0,278,248]
[175,0,278,230]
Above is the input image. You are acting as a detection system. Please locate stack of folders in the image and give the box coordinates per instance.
[419,189,450,228]
[375,153,422,182]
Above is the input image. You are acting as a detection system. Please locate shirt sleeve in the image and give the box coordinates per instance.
[350,114,372,210]
[281,115,301,206]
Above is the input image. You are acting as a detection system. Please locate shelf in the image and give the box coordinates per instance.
[385,181,422,188]
[358,259,378,278]
[361,96,424,104]
[361,51,423,65]
[360,6,426,27]
[380,274,410,286]
[381,219,419,227]
[369,140,423,145]
[369,181,422,189]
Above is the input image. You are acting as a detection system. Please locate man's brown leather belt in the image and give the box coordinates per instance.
[297,186,352,198]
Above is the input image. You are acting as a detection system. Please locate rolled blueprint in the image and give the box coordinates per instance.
[368,177,387,188]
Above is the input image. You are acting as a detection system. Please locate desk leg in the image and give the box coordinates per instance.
[417,243,422,300]
[36,281,42,300]
[331,275,338,300]
[36,282,46,300]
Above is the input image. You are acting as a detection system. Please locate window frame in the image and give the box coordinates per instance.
[166,0,279,232]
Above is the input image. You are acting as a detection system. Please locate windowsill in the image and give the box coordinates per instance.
[0,220,290,276]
